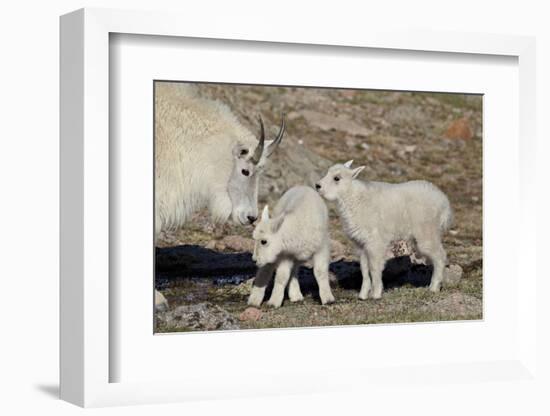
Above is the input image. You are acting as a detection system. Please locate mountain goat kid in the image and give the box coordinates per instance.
[154,83,285,309]
[316,161,452,299]
[248,186,336,308]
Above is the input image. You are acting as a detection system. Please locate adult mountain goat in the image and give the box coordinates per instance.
[316,160,452,299]
[155,83,285,309]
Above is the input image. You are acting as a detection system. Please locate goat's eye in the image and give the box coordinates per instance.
[240,149,249,156]
[242,169,250,176]
[334,176,340,182]
[260,239,267,246]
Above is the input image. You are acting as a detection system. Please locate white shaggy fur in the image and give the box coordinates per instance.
[248,186,336,308]
[154,83,284,309]
[155,83,281,230]
[316,161,452,299]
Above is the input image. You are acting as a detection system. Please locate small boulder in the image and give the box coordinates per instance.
[223,235,254,252]
[205,235,254,253]
[239,307,263,322]
[443,264,463,287]
[204,240,218,250]
[301,110,373,137]
[445,117,474,140]
[157,303,240,331]
[387,239,426,264]
[222,278,254,296]
[155,290,169,312]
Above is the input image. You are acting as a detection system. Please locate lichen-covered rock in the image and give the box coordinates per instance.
[386,239,427,264]
[158,303,240,331]
[215,278,254,297]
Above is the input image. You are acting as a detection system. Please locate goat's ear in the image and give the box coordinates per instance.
[233,144,250,159]
[343,160,354,168]
[270,215,285,233]
[262,140,274,155]
[351,166,365,179]
[256,140,274,166]
[261,205,270,221]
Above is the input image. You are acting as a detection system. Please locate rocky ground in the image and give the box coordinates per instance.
[155,82,483,333]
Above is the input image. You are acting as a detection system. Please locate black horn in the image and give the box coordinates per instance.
[251,115,266,165]
[265,114,286,158]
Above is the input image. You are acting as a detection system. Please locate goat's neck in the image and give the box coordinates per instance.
[337,181,366,213]
[335,181,371,241]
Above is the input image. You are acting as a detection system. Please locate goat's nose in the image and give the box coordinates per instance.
[247,215,257,224]
[315,183,321,190]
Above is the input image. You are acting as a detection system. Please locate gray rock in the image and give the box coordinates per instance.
[387,105,428,125]
[205,235,254,253]
[155,290,169,312]
[300,110,373,137]
[158,303,240,331]
[443,264,463,287]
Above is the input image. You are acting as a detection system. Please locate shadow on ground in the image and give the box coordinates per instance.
[156,245,434,300]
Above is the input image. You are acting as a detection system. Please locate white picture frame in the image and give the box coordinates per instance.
[60,7,538,408]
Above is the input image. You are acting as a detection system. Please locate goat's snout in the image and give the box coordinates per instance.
[247,215,257,224]
[315,183,321,190]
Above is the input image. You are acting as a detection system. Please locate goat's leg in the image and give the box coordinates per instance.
[367,245,386,299]
[248,263,275,307]
[287,263,304,302]
[358,250,372,300]
[416,235,447,292]
[313,245,335,305]
[266,259,293,308]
